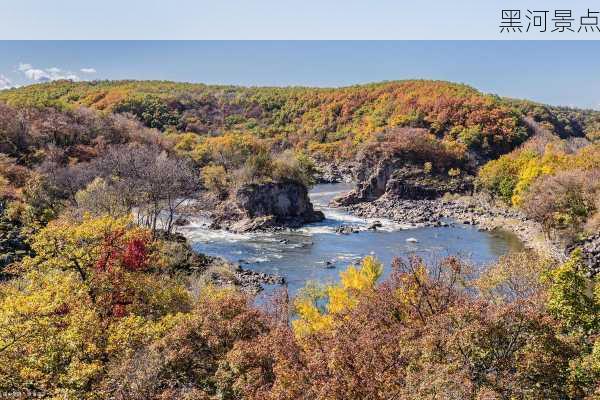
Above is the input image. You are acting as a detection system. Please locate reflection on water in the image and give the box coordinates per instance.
[180,183,524,295]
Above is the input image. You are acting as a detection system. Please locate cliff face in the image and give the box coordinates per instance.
[332,157,473,207]
[211,181,324,232]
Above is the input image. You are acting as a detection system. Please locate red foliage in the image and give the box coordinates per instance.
[111,303,127,318]
[95,229,126,273]
[121,236,149,271]
[95,230,150,273]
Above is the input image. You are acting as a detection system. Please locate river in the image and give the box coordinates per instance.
[181,183,523,294]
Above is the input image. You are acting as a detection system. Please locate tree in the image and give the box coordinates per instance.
[101,288,268,400]
[0,214,191,398]
[75,177,130,217]
[92,144,199,235]
[20,214,137,282]
[201,164,229,198]
[476,250,554,302]
[546,250,600,333]
[292,256,382,337]
[523,169,600,239]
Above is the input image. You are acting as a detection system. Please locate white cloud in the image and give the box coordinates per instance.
[24,68,51,82]
[80,68,96,74]
[0,74,12,90]
[17,62,81,83]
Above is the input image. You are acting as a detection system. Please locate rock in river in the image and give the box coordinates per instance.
[211,181,325,232]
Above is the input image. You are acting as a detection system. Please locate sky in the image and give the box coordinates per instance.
[2,0,600,40]
[0,41,599,109]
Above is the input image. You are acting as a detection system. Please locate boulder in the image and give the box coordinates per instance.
[335,224,360,234]
[173,217,190,226]
[367,220,383,230]
[568,233,600,275]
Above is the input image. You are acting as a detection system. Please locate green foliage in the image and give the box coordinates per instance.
[458,124,484,148]
[542,251,600,397]
[546,250,600,333]
[113,95,180,131]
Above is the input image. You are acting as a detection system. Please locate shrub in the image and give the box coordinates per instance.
[476,250,554,302]
[201,164,229,198]
[361,128,466,172]
[448,167,461,177]
[458,124,484,148]
[271,150,317,187]
[75,177,129,217]
[522,169,600,237]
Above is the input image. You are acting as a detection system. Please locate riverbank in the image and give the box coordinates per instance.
[343,193,565,261]
[161,232,285,294]
[203,258,285,294]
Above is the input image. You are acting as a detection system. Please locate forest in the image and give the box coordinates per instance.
[0,79,599,399]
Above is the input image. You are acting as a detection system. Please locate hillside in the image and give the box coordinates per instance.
[2,79,598,162]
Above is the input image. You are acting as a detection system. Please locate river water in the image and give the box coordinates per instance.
[182,183,523,294]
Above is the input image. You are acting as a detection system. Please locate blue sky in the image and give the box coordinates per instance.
[0,41,599,109]
[2,0,600,40]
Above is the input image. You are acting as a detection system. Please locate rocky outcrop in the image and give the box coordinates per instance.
[313,159,356,183]
[332,158,473,207]
[567,233,600,275]
[204,259,285,294]
[347,195,524,228]
[211,181,324,232]
[343,193,569,259]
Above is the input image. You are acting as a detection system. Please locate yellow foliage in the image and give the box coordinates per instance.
[0,269,104,396]
[478,143,600,207]
[476,251,554,302]
[195,132,265,170]
[448,167,461,177]
[292,256,382,337]
[106,312,189,357]
[395,262,429,310]
[0,267,190,398]
[0,212,193,397]
[75,177,129,217]
[338,256,383,292]
[20,214,140,276]
[201,164,229,195]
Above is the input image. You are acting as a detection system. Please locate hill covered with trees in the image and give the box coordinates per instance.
[2,79,598,159]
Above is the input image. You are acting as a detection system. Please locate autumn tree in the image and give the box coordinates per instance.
[92,144,199,235]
